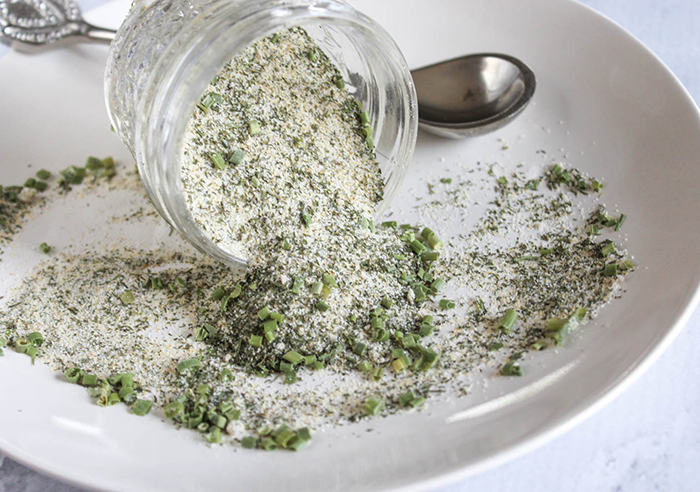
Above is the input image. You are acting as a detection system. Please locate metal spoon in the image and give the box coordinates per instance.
[411,53,536,139]
[1,0,535,138]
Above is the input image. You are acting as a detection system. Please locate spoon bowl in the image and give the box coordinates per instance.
[411,53,536,139]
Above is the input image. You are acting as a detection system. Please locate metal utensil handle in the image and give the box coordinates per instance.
[0,0,116,46]
[82,22,117,43]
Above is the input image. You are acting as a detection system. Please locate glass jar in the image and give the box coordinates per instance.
[105,0,418,267]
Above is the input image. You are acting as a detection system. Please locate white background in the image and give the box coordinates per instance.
[0,1,698,491]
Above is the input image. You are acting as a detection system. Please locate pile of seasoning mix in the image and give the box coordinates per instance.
[0,29,633,451]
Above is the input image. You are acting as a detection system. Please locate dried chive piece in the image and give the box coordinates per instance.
[119,291,135,305]
[310,282,323,295]
[430,278,446,292]
[498,308,518,334]
[487,341,503,351]
[500,360,523,376]
[14,338,30,354]
[409,396,426,408]
[27,332,43,347]
[439,299,456,310]
[322,274,337,287]
[283,350,304,365]
[229,149,247,165]
[249,335,263,348]
[316,301,330,312]
[220,292,235,312]
[360,110,370,126]
[547,308,587,345]
[248,120,261,136]
[36,169,51,180]
[103,392,120,406]
[615,213,626,231]
[211,286,226,300]
[131,399,153,416]
[60,165,86,185]
[260,436,278,451]
[410,239,427,255]
[263,320,278,333]
[177,358,202,373]
[363,396,385,416]
[398,392,415,407]
[39,242,51,254]
[414,346,439,372]
[80,373,98,387]
[291,277,303,294]
[352,342,367,356]
[64,367,82,383]
[194,326,208,342]
[418,324,434,337]
[25,345,39,363]
[427,235,444,250]
[603,263,619,277]
[210,153,228,170]
[421,251,439,262]
[219,368,234,382]
[206,428,223,444]
[392,356,410,373]
[257,306,271,320]
[334,75,345,89]
[531,340,548,350]
[381,221,398,228]
[33,181,48,192]
[85,156,103,170]
[601,241,616,256]
[229,284,242,299]
[241,436,257,449]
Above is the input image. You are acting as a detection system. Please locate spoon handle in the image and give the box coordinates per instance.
[0,0,116,47]
[82,22,117,43]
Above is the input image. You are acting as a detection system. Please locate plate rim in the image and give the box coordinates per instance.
[0,0,699,490]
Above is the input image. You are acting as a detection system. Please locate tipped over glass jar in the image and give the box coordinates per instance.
[105,0,418,267]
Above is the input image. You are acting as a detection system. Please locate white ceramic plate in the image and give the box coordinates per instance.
[1,0,700,490]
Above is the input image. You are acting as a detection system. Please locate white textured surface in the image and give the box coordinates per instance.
[1,1,699,491]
